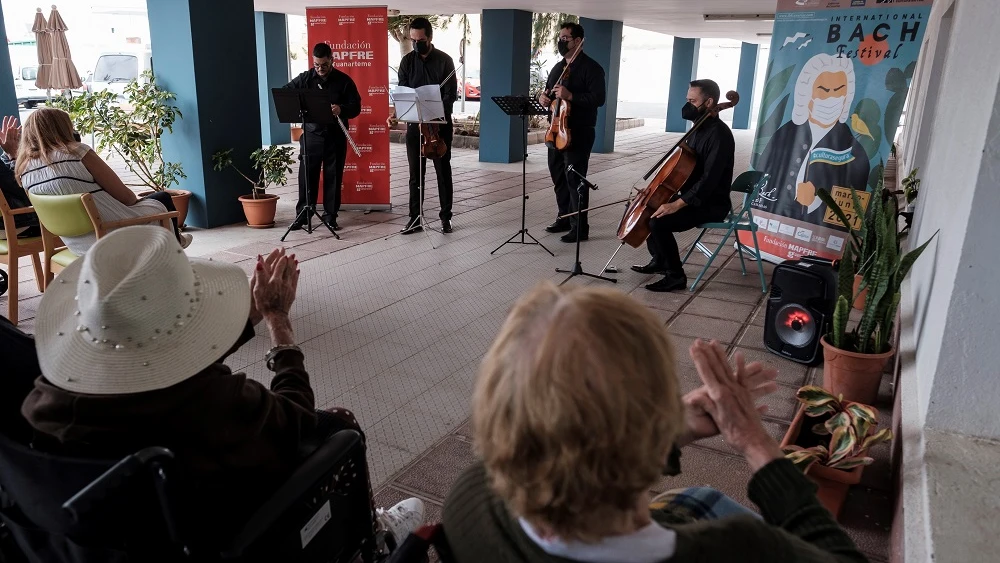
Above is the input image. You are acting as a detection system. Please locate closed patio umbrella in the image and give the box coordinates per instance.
[32,8,52,90]
[46,5,82,90]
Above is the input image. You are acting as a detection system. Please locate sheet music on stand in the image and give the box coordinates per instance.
[391,85,448,124]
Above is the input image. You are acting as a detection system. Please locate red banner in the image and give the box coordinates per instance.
[306,6,391,209]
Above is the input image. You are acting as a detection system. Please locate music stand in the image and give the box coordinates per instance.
[556,167,617,286]
[272,88,340,241]
[389,86,447,245]
[490,95,553,257]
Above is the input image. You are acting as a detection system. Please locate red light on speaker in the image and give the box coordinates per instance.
[783,310,812,330]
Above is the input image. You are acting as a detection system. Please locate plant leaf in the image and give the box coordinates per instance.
[812,422,831,436]
[861,428,894,451]
[824,412,851,434]
[829,455,874,470]
[760,64,797,117]
[805,403,838,417]
[796,385,840,407]
[752,94,791,159]
[827,425,857,465]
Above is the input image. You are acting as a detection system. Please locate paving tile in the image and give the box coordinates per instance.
[392,437,478,502]
[683,297,755,323]
[696,280,767,306]
[650,446,755,509]
[370,406,467,456]
[839,486,892,561]
[668,313,743,343]
[730,346,811,390]
[627,286,693,312]
[368,440,417,488]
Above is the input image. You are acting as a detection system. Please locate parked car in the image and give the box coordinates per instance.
[459,71,480,101]
[89,48,153,101]
[13,66,47,108]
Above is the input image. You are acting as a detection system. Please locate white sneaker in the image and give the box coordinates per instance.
[376,497,425,548]
[179,233,193,249]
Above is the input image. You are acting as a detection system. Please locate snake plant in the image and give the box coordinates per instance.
[783,386,892,471]
[818,184,938,354]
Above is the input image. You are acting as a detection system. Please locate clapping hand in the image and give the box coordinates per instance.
[0,116,20,156]
[252,248,299,319]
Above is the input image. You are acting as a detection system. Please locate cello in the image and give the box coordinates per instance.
[544,38,584,151]
[560,91,740,247]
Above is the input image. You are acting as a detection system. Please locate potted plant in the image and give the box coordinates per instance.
[781,385,893,518]
[817,184,938,404]
[291,123,304,142]
[211,146,294,228]
[55,71,190,227]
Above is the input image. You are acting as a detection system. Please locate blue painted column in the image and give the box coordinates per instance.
[146,0,262,228]
[479,9,531,163]
[579,18,623,154]
[0,9,19,121]
[256,12,291,146]
[666,37,700,133]
[733,42,759,130]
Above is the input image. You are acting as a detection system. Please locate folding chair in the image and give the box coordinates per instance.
[0,190,45,325]
[681,171,770,293]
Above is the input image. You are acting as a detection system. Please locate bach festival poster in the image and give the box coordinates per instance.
[739,0,933,263]
[306,6,391,210]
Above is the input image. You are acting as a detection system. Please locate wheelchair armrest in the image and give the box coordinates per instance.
[222,429,363,557]
[62,447,175,523]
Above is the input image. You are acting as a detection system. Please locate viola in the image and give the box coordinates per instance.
[544,38,585,152]
[420,123,447,159]
[617,91,740,247]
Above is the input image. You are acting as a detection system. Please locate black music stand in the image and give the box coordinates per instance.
[556,166,617,286]
[490,95,553,257]
[272,88,340,241]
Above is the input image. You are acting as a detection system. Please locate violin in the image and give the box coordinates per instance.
[544,38,584,152]
[617,91,740,247]
[418,66,461,160]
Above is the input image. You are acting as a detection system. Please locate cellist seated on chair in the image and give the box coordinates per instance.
[632,79,735,293]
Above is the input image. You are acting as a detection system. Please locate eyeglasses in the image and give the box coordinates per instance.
[558,35,573,41]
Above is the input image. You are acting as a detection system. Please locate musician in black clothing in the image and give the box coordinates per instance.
[539,22,607,243]
[283,43,362,231]
[394,17,458,234]
[632,79,736,292]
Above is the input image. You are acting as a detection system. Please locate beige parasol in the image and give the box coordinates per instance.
[32,8,52,90]
[46,5,83,90]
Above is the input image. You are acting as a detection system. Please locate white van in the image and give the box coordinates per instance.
[13,66,46,108]
[89,48,153,100]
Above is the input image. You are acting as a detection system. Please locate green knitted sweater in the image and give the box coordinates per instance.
[442,458,868,563]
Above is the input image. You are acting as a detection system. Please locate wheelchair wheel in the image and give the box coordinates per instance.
[0,268,7,297]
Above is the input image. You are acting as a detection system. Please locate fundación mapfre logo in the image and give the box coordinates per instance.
[355,181,374,192]
[360,106,373,115]
[307,15,327,26]
[366,14,386,26]
[338,14,355,25]
[368,85,388,96]
[357,144,374,154]
[368,162,387,173]
[368,124,387,135]
[348,123,358,133]
[344,162,359,173]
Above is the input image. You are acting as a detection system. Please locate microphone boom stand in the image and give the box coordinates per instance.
[556,167,617,286]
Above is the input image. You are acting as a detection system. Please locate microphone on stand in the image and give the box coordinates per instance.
[567,165,598,190]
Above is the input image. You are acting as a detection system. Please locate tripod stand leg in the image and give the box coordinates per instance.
[602,243,625,273]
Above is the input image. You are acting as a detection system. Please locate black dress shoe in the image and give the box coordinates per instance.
[401,218,422,234]
[560,230,589,243]
[631,262,668,275]
[545,220,572,233]
[442,220,453,233]
[645,274,688,293]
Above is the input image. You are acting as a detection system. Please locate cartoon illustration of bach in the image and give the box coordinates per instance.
[755,53,871,225]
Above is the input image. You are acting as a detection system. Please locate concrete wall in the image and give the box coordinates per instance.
[899,0,1000,439]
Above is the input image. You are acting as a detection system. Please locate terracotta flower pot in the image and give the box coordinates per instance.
[852,274,867,310]
[138,189,192,229]
[821,335,892,405]
[239,194,279,228]
[291,127,303,142]
[781,406,863,519]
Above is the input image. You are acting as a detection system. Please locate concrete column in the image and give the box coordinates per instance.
[666,37,700,133]
[479,9,531,163]
[256,12,291,146]
[732,42,759,130]
[579,18,622,153]
[146,0,262,228]
[0,8,19,121]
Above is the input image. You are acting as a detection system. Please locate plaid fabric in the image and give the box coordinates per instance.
[649,487,761,525]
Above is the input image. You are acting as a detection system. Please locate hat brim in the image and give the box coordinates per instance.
[36,257,251,395]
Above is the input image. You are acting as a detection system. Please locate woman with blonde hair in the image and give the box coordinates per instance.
[15,107,191,254]
[443,282,868,562]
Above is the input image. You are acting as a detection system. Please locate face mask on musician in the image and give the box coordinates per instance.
[810,95,846,126]
[681,102,703,122]
[557,39,571,56]
[414,39,430,55]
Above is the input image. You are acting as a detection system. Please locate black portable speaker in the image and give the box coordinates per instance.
[763,256,839,365]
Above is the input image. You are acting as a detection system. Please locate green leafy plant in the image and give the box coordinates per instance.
[818,180,938,354]
[783,386,893,471]
[211,146,295,199]
[387,15,452,56]
[901,168,920,204]
[531,13,579,56]
[53,70,184,192]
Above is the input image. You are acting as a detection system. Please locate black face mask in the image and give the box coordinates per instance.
[414,40,430,55]
[681,102,704,122]
[557,40,570,56]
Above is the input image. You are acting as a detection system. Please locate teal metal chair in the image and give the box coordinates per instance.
[681,171,770,293]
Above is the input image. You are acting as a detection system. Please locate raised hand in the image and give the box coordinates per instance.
[0,116,20,156]
[251,248,300,319]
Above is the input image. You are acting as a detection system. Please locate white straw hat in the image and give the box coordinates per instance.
[35,225,251,395]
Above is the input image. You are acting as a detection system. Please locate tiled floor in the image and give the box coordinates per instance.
[1,125,891,561]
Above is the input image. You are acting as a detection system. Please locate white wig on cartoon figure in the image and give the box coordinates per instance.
[791,53,856,126]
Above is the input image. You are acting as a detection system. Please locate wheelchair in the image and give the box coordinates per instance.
[0,427,387,563]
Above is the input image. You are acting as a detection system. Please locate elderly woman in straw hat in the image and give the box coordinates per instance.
[19,226,423,550]
[442,282,867,562]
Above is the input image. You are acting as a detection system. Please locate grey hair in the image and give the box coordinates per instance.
[791,54,856,126]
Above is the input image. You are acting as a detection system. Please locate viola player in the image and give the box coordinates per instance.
[394,17,458,234]
[632,79,736,292]
[539,22,606,243]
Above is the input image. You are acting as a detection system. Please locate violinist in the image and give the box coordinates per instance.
[395,17,458,234]
[632,79,735,292]
[539,22,606,243]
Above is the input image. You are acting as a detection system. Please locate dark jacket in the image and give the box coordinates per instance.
[0,315,41,439]
[443,460,867,563]
[284,68,362,140]
[0,152,39,231]
[545,51,606,130]
[678,116,736,213]
[397,47,458,125]
[20,321,318,534]
[755,120,871,225]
